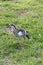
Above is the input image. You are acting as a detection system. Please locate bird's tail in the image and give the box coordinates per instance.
[26,34,30,39]
[26,31,30,39]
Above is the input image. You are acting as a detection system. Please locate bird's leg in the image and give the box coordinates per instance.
[21,36,26,44]
[15,36,21,44]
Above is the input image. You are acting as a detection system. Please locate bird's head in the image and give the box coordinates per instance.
[9,23,16,28]
[7,23,16,32]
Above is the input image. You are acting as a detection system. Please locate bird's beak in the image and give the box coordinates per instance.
[6,24,11,28]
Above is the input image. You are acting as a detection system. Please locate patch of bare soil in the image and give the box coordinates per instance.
[0,56,14,65]
[15,9,29,15]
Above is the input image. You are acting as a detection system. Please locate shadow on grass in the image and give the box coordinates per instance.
[0,42,23,57]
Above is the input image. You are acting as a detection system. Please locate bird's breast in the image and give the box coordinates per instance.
[17,31,23,36]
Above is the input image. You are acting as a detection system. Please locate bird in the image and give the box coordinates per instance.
[7,23,30,39]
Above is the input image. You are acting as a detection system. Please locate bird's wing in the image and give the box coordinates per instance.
[17,28,25,33]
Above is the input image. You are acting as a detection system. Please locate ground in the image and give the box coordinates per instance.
[0,0,43,65]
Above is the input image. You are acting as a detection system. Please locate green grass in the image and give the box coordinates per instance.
[0,0,43,65]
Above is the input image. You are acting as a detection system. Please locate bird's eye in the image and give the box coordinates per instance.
[10,27,11,28]
[8,26,11,28]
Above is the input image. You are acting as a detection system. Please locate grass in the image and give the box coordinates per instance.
[0,0,43,65]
